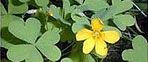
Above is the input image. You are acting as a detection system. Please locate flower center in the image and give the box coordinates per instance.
[93,31,101,38]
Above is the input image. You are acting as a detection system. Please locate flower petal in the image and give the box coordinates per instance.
[103,31,120,44]
[76,29,93,41]
[83,37,95,54]
[91,18,103,31]
[95,38,108,56]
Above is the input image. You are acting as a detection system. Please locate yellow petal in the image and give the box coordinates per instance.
[83,37,95,54]
[95,38,108,56]
[103,31,120,44]
[91,18,103,31]
[76,29,93,41]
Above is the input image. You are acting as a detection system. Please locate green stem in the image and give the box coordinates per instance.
[45,16,48,30]
[100,58,104,62]
[127,27,138,35]
[135,20,144,33]
[62,41,75,52]
[132,2,147,17]
[122,35,133,41]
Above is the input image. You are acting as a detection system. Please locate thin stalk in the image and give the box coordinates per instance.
[122,35,133,41]
[62,41,75,52]
[62,51,71,56]
[45,16,49,30]
[127,27,138,35]
[132,2,147,17]
[135,20,144,33]
[100,58,104,62]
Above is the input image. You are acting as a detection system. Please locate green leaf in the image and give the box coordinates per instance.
[61,58,73,62]
[63,0,76,18]
[72,17,90,33]
[1,26,25,49]
[113,15,135,31]
[36,44,61,61]
[63,0,71,16]
[8,18,41,44]
[8,0,28,14]
[35,0,49,6]
[59,18,71,26]
[100,0,133,20]
[111,0,133,14]
[45,22,55,30]
[122,35,148,62]
[36,28,61,61]
[71,9,86,22]
[83,0,109,11]
[91,8,107,20]
[71,9,91,33]
[1,15,20,28]
[84,54,96,62]
[19,0,30,3]
[75,0,84,4]
[103,26,122,37]
[36,28,60,44]
[49,5,61,19]
[1,38,14,49]
[49,5,71,25]
[7,17,61,62]
[7,45,43,62]
[1,15,25,49]
[69,44,95,62]
[0,2,7,15]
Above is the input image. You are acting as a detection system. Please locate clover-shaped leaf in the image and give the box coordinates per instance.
[19,0,30,3]
[103,26,122,37]
[1,15,23,49]
[2,15,21,29]
[7,45,43,62]
[83,0,109,11]
[71,9,85,22]
[111,0,133,15]
[63,0,71,16]
[113,15,135,31]
[8,0,28,14]
[49,5,71,25]
[7,17,61,62]
[72,17,90,33]
[37,28,60,44]
[61,58,73,62]
[35,0,49,7]
[71,9,90,33]
[36,28,61,61]
[101,0,133,20]
[8,18,41,44]
[49,5,61,19]
[122,35,148,62]
[63,0,76,17]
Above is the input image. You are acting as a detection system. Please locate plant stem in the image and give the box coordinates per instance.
[127,27,138,35]
[132,2,147,17]
[62,41,75,52]
[135,20,144,33]
[122,35,133,41]
[100,58,104,62]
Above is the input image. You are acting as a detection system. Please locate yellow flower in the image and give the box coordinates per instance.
[76,18,120,57]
